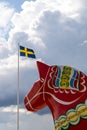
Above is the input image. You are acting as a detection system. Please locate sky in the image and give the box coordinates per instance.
[0,0,87,130]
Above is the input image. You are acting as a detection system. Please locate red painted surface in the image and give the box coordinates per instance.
[24,61,87,130]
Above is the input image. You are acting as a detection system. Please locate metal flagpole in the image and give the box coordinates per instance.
[17,43,20,130]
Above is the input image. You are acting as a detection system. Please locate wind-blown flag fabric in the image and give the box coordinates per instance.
[20,45,36,58]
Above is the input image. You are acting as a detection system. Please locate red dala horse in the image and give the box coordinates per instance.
[24,61,87,130]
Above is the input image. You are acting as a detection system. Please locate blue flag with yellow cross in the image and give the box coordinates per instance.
[20,45,36,58]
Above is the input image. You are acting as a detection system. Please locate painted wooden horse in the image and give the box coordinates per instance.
[24,61,87,130]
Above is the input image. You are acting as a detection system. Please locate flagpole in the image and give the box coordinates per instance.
[17,43,20,130]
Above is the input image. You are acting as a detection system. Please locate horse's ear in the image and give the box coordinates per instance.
[37,61,50,80]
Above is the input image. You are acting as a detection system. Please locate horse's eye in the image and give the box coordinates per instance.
[41,78,44,82]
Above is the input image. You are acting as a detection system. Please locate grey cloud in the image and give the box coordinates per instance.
[0,44,9,59]
[30,9,87,71]
[0,65,38,107]
[8,32,30,53]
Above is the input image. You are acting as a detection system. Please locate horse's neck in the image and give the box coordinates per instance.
[48,95,87,130]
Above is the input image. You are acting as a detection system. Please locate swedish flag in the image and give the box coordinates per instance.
[20,46,36,58]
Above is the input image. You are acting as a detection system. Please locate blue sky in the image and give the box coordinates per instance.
[1,0,27,11]
[0,0,87,130]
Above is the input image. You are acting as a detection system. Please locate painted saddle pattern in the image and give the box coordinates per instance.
[47,65,87,130]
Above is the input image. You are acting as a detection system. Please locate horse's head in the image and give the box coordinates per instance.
[24,61,87,130]
[24,61,87,114]
[24,61,50,112]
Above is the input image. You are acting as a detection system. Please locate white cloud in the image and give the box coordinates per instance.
[0,2,15,60]
[0,2,14,43]
[0,0,86,50]
[0,2,14,28]
[81,40,87,46]
[0,105,53,130]
[9,0,83,49]
[7,0,83,52]
[1,105,32,114]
